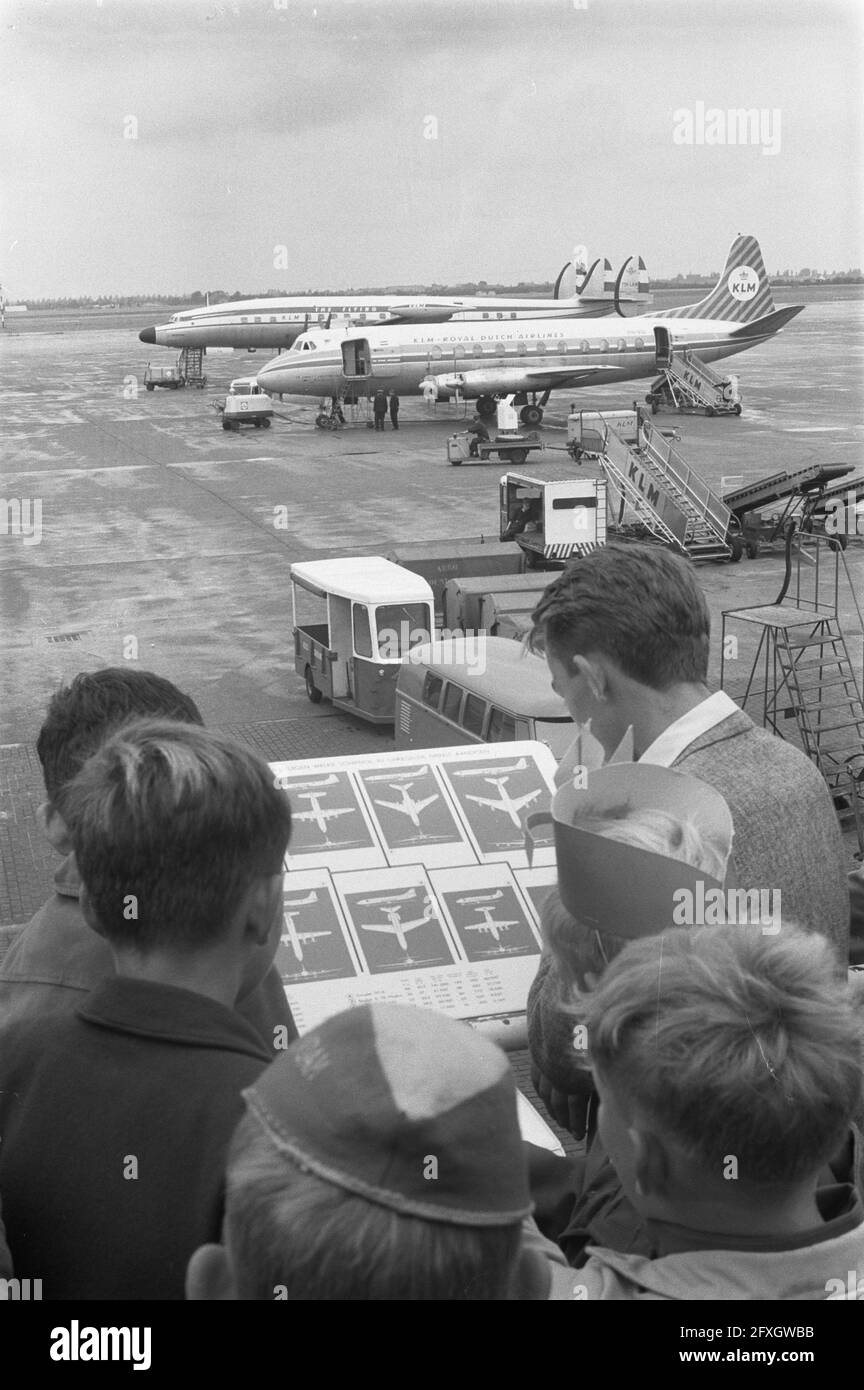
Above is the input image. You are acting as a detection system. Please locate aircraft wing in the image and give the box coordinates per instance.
[522,366,623,383]
[414,794,438,813]
[295,806,354,820]
[362,922,401,935]
[297,930,330,943]
[374,798,411,815]
[465,794,506,810]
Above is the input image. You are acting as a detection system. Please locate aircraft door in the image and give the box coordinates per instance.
[654,326,673,368]
[341,339,372,379]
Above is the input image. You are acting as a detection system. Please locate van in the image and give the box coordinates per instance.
[395,635,573,757]
[385,539,523,614]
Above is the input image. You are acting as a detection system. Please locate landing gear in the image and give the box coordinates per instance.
[305,666,322,704]
[520,404,543,426]
[476,395,496,419]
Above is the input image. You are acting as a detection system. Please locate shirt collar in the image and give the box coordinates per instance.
[637,690,739,767]
[77,976,272,1059]
[644,1183,863,1257]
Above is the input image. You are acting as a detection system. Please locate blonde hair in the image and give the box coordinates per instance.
[587,927,862,1184]
[572,804,727,880]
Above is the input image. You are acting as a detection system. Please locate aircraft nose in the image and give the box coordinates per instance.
[138,327,156,344]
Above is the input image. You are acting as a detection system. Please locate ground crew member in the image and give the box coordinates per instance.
[389,392,400,430]
[467,414,490,457]
[373,390,388,431]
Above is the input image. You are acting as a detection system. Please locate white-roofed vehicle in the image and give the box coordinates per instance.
[218,376,274,431]
[290,557,435,723]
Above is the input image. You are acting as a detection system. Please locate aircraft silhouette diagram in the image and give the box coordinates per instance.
[280,890,331,965]
[463,778,542,830]
[355,891,437,962]
[456,891,521,948]
[373,782,439,829]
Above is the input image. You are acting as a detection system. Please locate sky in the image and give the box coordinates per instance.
[1,0,863,297]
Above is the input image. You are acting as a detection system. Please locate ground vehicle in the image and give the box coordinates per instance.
[143,364,184,391]
[291,557,435,724]
[500,472,607,564]
[447,430,543,467]
[385,539,524,614]
[394,636,573,756]
[442,571,553,632]
[219,377,274,431]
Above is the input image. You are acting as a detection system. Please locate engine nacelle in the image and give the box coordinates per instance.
[422,368,535,399]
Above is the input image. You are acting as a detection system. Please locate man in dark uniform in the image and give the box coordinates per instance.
[373,390,388,431]
[467,414,490,457]
[389,392,400,429]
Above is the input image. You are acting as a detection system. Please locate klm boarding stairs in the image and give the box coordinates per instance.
[646,327,742,417]
[721,535,864,849]
[589,412,738,562]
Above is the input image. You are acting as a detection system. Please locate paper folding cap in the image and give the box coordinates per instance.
[551,763,736,937]
[242,1002,533,1226]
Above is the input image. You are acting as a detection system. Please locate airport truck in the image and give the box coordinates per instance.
[217,377,274,431]
[291,557,435,724]
[441,571,553,632]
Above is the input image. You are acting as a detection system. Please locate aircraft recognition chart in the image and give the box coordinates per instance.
[270,742,558,1047]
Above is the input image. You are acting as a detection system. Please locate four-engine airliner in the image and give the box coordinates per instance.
[138,254,650,350]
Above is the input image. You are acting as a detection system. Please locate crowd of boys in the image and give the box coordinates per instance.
[0,542,861,1300]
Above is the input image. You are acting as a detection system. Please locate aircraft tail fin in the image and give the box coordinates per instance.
[616,255,650,302]
[555,255,603,300]
[654,235,776,322]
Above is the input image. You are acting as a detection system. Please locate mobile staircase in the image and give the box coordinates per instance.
[646,327,742,416]
[572,409,739,562]
[178,347,207,388]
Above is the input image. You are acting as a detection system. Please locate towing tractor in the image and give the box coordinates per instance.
[217,377,274,431]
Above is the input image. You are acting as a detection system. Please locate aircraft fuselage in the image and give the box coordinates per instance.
[253,310,796,403]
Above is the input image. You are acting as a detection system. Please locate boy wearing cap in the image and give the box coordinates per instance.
[0,668,296,1051]
[546,927,864,1298]
[0,721,292,1300]
[187,1002,564,1301]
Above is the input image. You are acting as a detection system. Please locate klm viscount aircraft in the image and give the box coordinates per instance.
[138,253,649,350]
[253,236,801,426]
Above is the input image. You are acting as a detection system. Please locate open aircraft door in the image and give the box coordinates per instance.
[654,325,673,369]
[341,338,372,380]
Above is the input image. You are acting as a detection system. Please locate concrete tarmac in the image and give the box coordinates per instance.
[1,289,862,922]
[2,288,862,743]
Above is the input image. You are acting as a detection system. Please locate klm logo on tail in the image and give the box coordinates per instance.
[656,235,775,322]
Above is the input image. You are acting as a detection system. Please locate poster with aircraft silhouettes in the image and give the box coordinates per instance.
[270,742,558,1042]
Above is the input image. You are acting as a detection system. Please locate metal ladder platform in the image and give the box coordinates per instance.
[178,346,207,388]
[721,538,864,849]
[596,412,735,562]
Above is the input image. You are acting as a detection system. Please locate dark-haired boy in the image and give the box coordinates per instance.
[0,668,295,1051]
[0,720,293,1300]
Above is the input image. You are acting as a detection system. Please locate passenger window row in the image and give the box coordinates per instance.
[422,672,520,741]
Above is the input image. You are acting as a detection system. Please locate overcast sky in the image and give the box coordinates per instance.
[2,0,862,297]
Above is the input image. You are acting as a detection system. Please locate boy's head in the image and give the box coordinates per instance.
[187,1003,533,1300]
[36,668,203,850]
[64,720,291,978]
[529,545,710,753]
[586,927,863,1224]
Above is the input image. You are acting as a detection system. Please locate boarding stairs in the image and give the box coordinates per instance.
[593,414,734,562]
[648,343,741,416]
[178,347,207,388]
